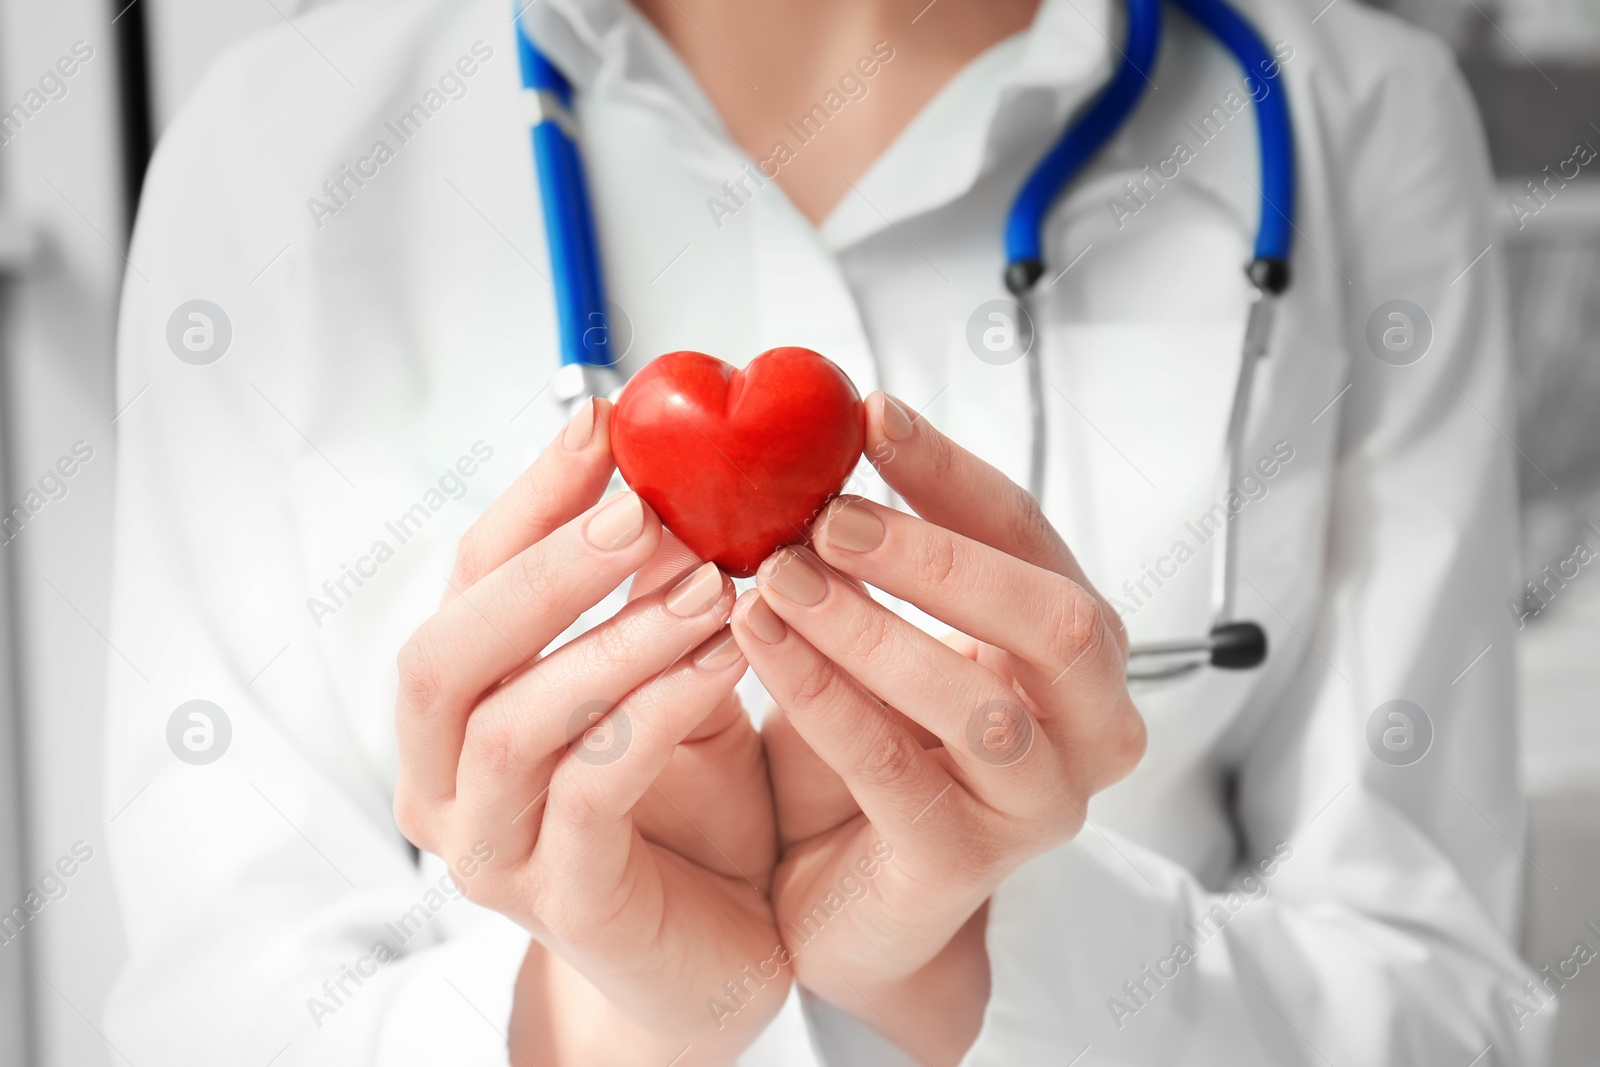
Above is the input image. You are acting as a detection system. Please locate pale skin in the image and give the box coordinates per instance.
[735,394,1145,1061]
[392,3,1151,1063]
[394,398,1146,1065]
[394,399,786,1066]
[631,0,1041,224]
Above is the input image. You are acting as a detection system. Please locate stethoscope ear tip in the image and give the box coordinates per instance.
[1246,257,1291,296]
[1005,259,1044,297]
[1208,620,1268,670]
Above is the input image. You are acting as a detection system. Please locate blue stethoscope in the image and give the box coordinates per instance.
[513,0,1293,680]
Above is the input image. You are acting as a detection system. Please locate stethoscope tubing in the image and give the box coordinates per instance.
[1004,0,1164,292]
[1168,0,1295,265]
[513,15,622,403]
[1003,0,1290,678]
[513,0,1288,677]
[1006,0,1296,288]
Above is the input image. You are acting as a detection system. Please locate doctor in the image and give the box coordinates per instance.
[104,0,1548,1064]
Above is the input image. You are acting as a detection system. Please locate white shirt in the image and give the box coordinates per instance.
[103,0,1553,1063]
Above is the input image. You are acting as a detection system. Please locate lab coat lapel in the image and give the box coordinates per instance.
[819,0,1115,251]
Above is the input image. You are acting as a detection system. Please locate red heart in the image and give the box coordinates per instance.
[611,348,865,577]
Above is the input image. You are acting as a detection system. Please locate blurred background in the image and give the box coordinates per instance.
[0,0,1595,1064]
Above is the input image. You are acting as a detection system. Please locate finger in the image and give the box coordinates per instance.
[534,627,755,895]
[760,700,860,847]
[748,548,1051,810]
[635,672,776,879]
[743,599,942,845]
[627,528,703,603]
[811,496,1126,698]
[442,397,617,605]
[734,591,861,846]
[944,630,982,660]
[452,562,735,860]
[864,392,1121,637]
[730,592,967,841]
[395,491,662,813]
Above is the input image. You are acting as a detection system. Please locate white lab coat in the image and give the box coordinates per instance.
[102,0,1552,1063]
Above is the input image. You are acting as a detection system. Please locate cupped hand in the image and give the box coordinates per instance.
[393,399,786,1067]
[730,392,1146,1064]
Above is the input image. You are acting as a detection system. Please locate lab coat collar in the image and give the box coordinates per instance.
[820,0,1116,251]
[516,0,620,87]
[518,0,730,138]
[522,0,1116,251]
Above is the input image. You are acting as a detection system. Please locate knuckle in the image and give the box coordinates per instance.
[1003,486,1054,558]
[910,531,962,589]
[791,656,840,706]
[522,866,557,919]
[396,633,443,712]
[952,825,1007,877]
[463,708,522,776]
[857,722,922,789]
[1044,585,1110,671]
[1045,785,1091,840]
[1015,812,1075,861]
[588,616,636,668]
[842,606,896,665]
[548,779,604,832]
[1106,702,1148,784]
[504,547,557,610]
[513,467,560,528]
[450,529,488,590]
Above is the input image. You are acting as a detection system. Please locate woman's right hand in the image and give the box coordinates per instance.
[392,399,788,1066]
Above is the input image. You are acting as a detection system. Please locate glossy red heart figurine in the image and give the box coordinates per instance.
[611,347,864,577]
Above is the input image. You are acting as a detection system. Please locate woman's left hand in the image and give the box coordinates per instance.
[730,392,1147,1065]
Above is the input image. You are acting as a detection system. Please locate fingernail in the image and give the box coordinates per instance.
[693,627,744,671]
[744,595,787,643]
[584,492,644,551]
[757,548,828,606]
[820,497,883,553]
[881,394,916,442]
[562,398,597,451]
[665,561,724,618]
